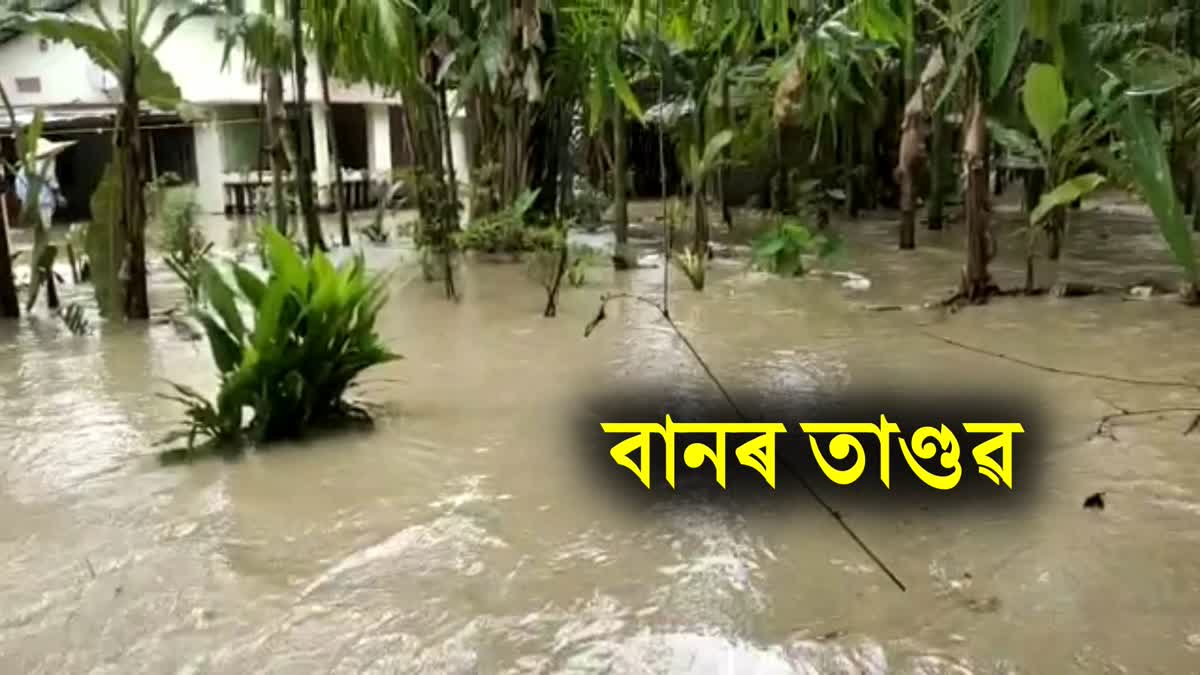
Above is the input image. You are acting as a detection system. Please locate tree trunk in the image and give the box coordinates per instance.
[265,69,290,234]
[0,200,17,318]
[437,83,460,227]
[612,100,631,269]
[1023,168,1044,213]
[290,0,326,254]
[845,110,860,219]
[927,108,947,230]
[772,125,789,213]
[691,109,709,259]
[120,52,149,320]
[435,82,458,301]
[897,103,919,249]
[961,94,993,301]
[898,9,916,247]
[1193,160,1200,232]
[43,247,59,310]
[719,72,733,230]
[318,59,350,247]
[1046,205,1065,260]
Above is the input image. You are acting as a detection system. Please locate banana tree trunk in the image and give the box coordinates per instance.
[612,99,631,269]
[1046,205,1065,260]
[961,93,993,300]
[927,108,947,230]
[1193,159,1200,232]
[290,0,325,254]
[120,51,149,320]
[0,197,17,318]
[435,82,458,301]
[265,68,290,234]
[691,108,709,259]
[719,72,733,230]
[845,109,859,219]
[437,83,460,227]
[317,59,350,247]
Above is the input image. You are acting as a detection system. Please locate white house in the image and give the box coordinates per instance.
[0,0,470,218]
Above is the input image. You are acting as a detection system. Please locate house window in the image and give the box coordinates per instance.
[15,77,41,94]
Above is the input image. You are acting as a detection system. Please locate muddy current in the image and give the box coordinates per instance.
[2,197,1200,673]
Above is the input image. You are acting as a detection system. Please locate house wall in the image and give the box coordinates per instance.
[0,0,473,215]
[0,0,405,110]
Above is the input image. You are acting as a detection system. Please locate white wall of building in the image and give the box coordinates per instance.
[0,0,402,110]
[0,0,472,215]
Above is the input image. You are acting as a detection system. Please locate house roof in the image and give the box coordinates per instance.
[0,1,83,46]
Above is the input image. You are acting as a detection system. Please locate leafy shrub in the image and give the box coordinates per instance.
[455,189,540,254]
[161,227,400,451]
[751,219,841,277]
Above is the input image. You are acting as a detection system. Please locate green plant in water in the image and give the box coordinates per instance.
[59,302,89,336]
[157,187,211,305]
[566,244,599,287]
[360,213,390,244]
[751,219,841,277]
[65,222,88,283]
[456,189,541,255]
[524,217,572,317]
[675,249,706,291]
[161,226,400,453]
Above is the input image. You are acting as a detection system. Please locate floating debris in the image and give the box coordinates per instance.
[1083,492,1106,510]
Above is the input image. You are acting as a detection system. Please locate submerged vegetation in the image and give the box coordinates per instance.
[155,185,211,306]
[0,0,1198,448]
[752,219,841,277]
[160,227,398,454]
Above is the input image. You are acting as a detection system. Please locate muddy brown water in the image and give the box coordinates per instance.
[2,197,1200,673]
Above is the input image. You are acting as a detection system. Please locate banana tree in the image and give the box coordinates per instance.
[773,5,891,216]
[0,86,51,316]
[287,0,326,253]
[219,0,296,237]
[1019,63,1111,260]
[678,128,733,289]
[561,0,646,269]
[991,62,1115,288]
[341,0,460,299]
[302,0,403,248]
[21,0,216,319]
[926,0,1031,301]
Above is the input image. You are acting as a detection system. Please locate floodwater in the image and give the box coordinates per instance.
[2,196,1200,673]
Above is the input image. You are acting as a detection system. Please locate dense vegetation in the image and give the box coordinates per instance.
[1,0,1199,446]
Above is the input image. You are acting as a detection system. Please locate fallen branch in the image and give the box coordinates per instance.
[1092,406,1200,441]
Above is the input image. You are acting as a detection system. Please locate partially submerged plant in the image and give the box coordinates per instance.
[59,302,89,336]
[566,244,599,287]
[65,223,88,283]
[360,214,390,244]
[751,219,841,277]
[161,227,400,453]
[456,189,541,255]
[157,187,211,305]
[675,249,706,290]
[525,217,572,317]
